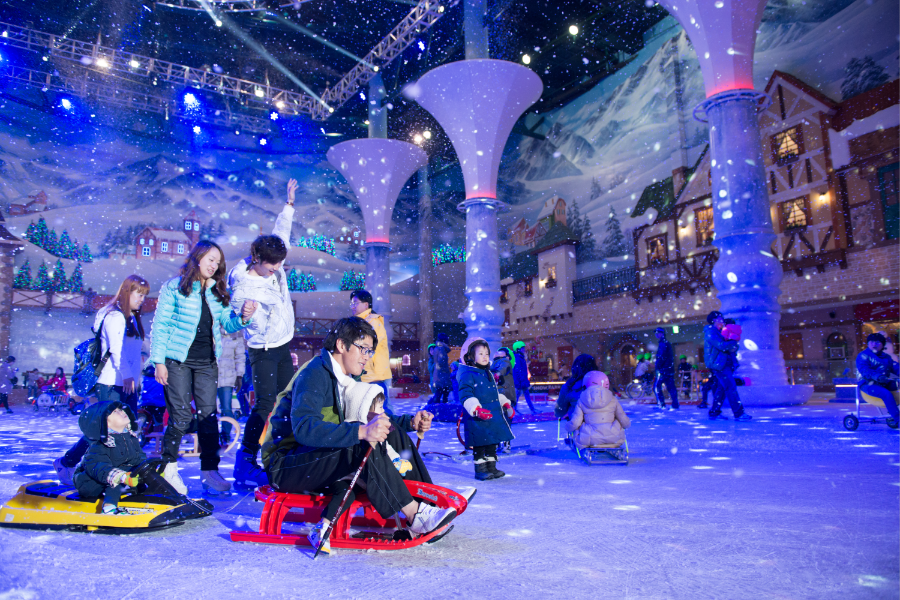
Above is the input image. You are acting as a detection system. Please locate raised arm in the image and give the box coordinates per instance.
[271,178,298,248]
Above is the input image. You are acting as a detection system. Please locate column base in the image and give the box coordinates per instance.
[739,384,813,408]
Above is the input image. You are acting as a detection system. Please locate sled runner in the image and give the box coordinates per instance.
[230,481,469,551]
[573,439,630,465]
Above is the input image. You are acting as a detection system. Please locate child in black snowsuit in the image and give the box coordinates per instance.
[74,400,147,515]
[458,339,514,481]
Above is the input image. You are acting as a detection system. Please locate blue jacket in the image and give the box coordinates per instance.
[703,324,738,373]
[655,338,675,375]
[458,363,514,447]
[149,277,247,364]
[555,378,587,418]
[491,357,515,401]
[431,342,452,389]
[512,350,530,389]
[856,348,899,385]
[261,349,414,468]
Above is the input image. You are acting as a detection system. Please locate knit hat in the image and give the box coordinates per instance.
[341,381,385,424]
[707,311,724,324]
[583,371,609,389]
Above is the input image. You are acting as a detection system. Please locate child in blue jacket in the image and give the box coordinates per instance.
[458,339,514,481]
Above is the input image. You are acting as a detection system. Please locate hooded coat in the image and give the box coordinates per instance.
[512,350,530,389]
[431,342,452,390]
[458,363,514,447]
[703,324,739,373]
[566,386,631,449]
[227,205,296,351]
[73,401,146,498]
[491,356,515,402]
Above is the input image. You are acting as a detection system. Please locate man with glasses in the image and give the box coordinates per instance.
[260,317,458,538]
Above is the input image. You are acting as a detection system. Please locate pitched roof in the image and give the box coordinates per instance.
[831,78,899,131]
[531,222,579,254]
[501,251,538,281]
[141,227,192,243]
[632,177,676,222]
[765,70,838,110]
[536,195,564,220]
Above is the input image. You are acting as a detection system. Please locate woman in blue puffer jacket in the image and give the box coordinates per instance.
[150,240,256,496]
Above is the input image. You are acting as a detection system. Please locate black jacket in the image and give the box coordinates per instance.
[655,338,675,375]
[261,349,414,468]
[73,401,146,498]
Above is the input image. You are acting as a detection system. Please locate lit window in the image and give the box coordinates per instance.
[139,238,145,245]
[780,196,808,230]
[177,244,185,254]
[500,285,509,304]
[524,278,533,297]
[160,241,168,252]
[772,126,803,165]
[142,247,151,257]
[193,222,199,230]
[695,206,714,247]
[546,265,558,288]
[184,222,192,231]
[647,234,668,266]
[149,239,154,245]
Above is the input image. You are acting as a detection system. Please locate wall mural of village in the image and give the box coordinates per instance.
[1,0,897,311]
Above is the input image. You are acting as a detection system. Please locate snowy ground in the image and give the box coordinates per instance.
[0,395,897,600]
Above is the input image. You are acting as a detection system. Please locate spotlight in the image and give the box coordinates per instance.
[96,57,110,69]
[259,137,268,146]
[569,25,579,35]
[183,92,200,108]
[254,88,265,98]
[522,54,531,65]
[275,101,285,109]
[423,130,432,140]
[413,133,424,145]
[129,59,140,68]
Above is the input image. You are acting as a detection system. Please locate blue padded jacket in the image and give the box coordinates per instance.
[703,324,738,372]
[149,277,247,364]
[856,348,899,385]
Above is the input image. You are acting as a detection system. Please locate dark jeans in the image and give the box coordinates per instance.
[0,393,7,410]
[103,483,126,507]
[217,387,235,437]
[654,372,680,408]
[97,383,138,414]
[267,427,430,520]
[709,369,745,418]
[244,343,294,456]
[161,358,220,471]
[516,387,537,413]
[473,444,498,462]
[861,381,900,421]
[431,385,451,404]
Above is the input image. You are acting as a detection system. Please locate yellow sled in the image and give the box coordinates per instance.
[0,480,212,532]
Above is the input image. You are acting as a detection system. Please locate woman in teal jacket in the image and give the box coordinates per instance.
[150,241,256,496]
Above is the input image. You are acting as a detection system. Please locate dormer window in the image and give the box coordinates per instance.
[771,125,804,165]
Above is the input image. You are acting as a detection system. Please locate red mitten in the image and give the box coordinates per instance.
[722,324,742,341]
[504,405,515,419]
[473,407,493,420]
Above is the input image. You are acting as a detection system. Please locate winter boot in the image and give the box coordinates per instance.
[408,504,457,536]
[474,461,494,481]
[233,450,269,490]
[201,470,233,495]
[162,462,188,495]
[486,459,506,479]
[308,519,332,555]
[734,413,753,422]
[53,457,75,486]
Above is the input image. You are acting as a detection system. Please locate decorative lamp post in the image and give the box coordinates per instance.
[327,139,427,353]
[410,60,542,352]
[656,0,811,405]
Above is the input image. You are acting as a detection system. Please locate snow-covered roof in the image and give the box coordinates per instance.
[139,227,192,243]
[536,195,565,220]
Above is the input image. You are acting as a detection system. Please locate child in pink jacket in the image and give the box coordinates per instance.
[566,371,631,449]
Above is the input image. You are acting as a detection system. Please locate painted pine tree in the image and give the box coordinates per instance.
[68,263,84,293]
[33,262,52,291]
[13,260,32,289]
[567,199,585,241]
[578,215,597,263]
[50,259,67,292]
[601,206,629,257]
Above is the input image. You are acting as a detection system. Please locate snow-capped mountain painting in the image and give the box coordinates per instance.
[499,0,899,261]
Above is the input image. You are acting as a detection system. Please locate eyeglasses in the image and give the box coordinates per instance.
[353,343,375,358]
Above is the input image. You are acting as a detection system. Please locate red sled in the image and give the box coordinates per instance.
[230,481,468,551]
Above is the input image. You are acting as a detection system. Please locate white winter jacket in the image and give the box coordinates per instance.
[95,306,144,387]
[218,329,247,388]
[228,204,296,350]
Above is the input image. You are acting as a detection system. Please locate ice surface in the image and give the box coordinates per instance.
[0,395,896,598]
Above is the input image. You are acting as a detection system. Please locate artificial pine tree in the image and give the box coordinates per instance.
[50,259,67,292]
[13,260,32,289]
[33,262,52,291]
[601,206,629,258]
[25,221,37,243]
[58,230,77,259]
[339,271,365,291]
[68,263,84,293]
[298,272,317,292]
[45,230,59,256]
[286,268,301,291]
[79,243,94,263]
[30,217,49,249]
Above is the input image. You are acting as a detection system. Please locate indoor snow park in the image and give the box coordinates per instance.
[0,0,897,598]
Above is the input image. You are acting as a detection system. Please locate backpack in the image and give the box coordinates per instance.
[72,315,110,397]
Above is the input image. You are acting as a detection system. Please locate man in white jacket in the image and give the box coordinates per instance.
[227,178,298,489]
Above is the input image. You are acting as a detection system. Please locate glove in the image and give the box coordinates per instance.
[473,407,493,420]
[503,404,515,419]
[392,457,412,476]
[123,473,140,488]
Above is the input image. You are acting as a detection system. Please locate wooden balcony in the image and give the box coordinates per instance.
[633,249,717,303]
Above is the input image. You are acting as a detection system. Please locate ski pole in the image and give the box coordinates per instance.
[313,445,374,559]
[416,431,424,451]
